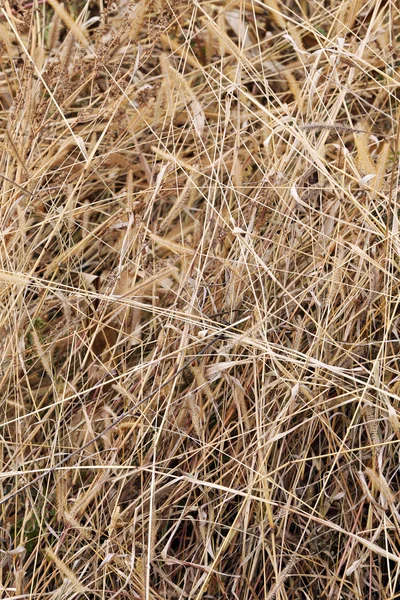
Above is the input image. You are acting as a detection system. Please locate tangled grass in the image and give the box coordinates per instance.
[1,0,400,598]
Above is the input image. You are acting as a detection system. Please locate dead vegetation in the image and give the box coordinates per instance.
[0,0,400,598]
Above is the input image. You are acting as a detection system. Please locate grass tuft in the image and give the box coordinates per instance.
[1,0,400,598]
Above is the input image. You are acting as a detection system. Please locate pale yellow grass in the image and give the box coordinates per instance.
[0,1,400,599]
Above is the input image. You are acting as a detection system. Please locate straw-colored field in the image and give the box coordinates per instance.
[1,0,400,598]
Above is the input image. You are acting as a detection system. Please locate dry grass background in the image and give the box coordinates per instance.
[0,0,400,598]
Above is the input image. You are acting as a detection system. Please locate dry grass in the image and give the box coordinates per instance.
[0,0,400,598]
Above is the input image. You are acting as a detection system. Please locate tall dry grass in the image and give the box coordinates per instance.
[0,0,400,598]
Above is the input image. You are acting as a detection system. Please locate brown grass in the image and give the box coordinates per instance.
[0,0,400,598]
